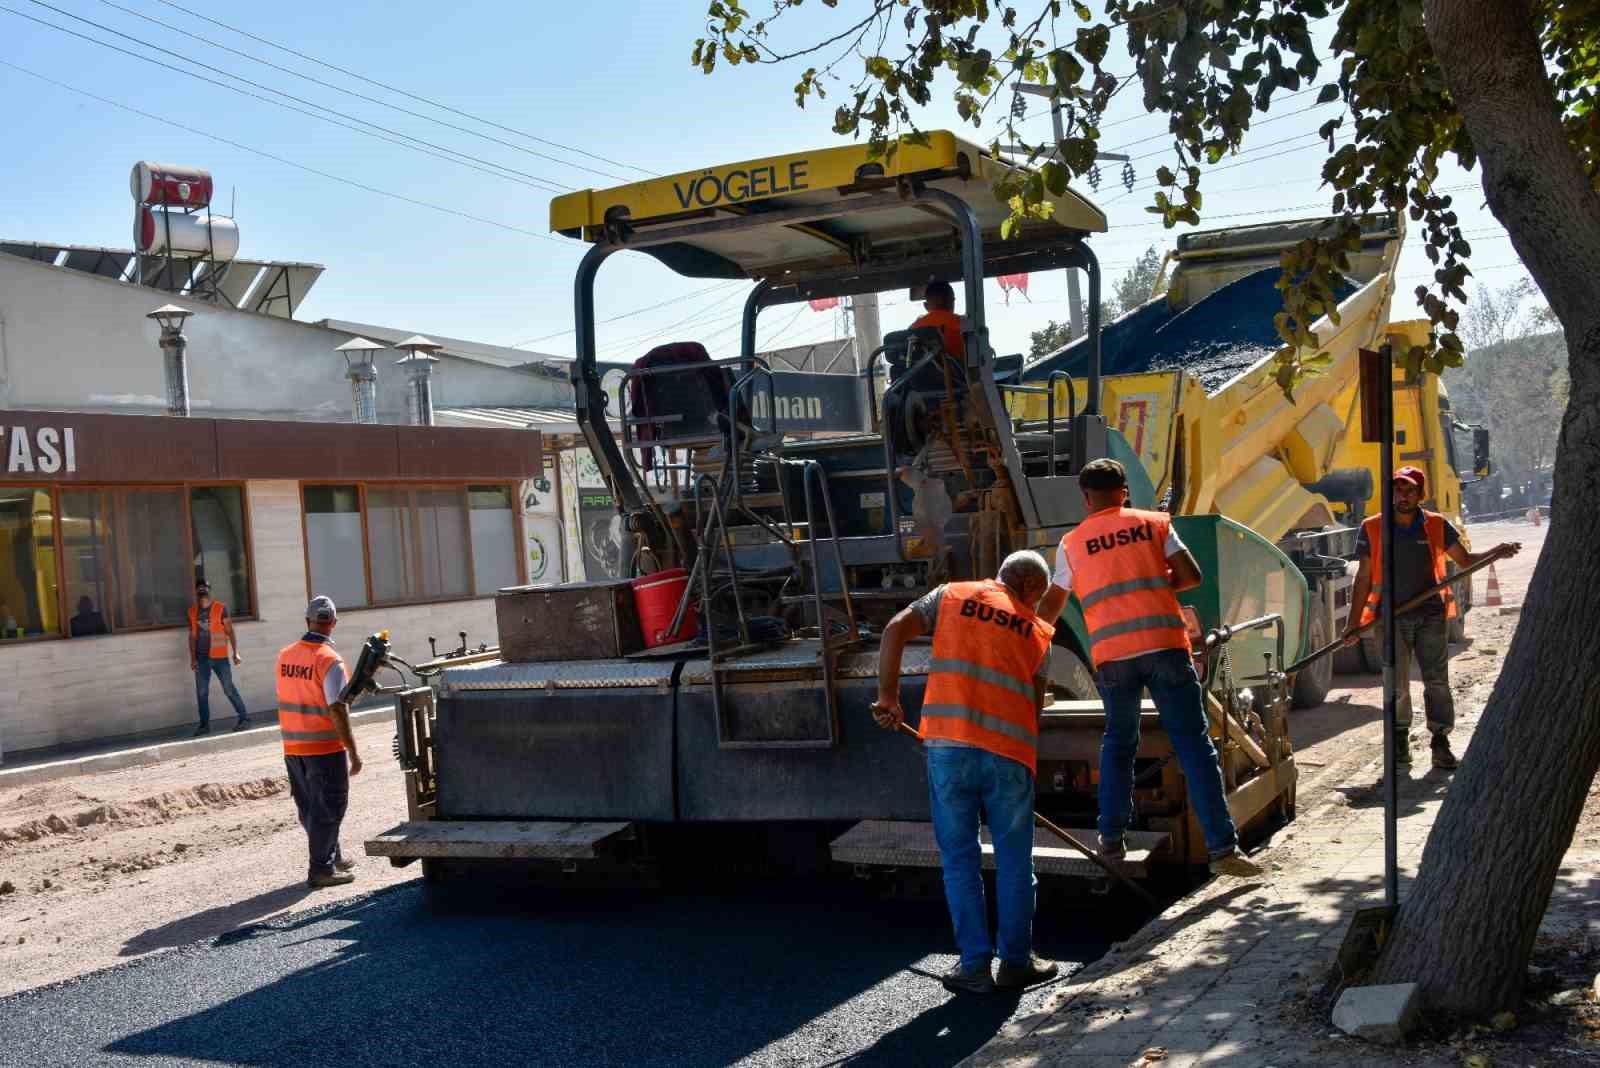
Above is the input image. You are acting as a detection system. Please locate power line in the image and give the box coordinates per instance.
[0,58,579,246]
[93,0,631,184]
[510,282,745,348]
[8,1,571,192]
[151,0,652,178]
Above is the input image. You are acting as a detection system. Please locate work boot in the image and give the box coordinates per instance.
[1431,734,1459,771]
[1393,731,1412,767]
[940,960,995,996]
[232,717,251,732]
[996,955,1059,989]
[1097,835,1127,861]
[192,724,210,738]
[308,870,356,889]
[1209,849,1265,878]
[334,857,357,873]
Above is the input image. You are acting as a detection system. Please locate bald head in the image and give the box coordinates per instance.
[998,550,1051,606]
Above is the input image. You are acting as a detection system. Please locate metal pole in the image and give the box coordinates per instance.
[1066,270,1085,340]
[160,329,190,416]
[1379,342,1398,909]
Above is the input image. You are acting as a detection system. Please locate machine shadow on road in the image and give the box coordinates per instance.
[96,874,1145,1068]
[120,883,316,958]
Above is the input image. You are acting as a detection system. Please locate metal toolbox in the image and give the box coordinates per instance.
[495,580,645,662]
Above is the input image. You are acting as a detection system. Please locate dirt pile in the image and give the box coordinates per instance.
[0,777,287,850]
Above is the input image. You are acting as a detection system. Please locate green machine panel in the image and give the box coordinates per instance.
[1175,514,1309,675]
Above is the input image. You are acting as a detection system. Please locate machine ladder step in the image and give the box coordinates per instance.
[829,820,1168,879]
[364,820,632,861]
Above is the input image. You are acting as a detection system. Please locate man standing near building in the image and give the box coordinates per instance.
[908,279,966,358]
[871,551,1058,995]
[276,596,362,888]
[1037,458,1263,878]
[1342,465,1520,770]
[189,581,249,736]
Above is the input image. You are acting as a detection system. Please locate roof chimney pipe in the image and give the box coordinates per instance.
[336,336,386,424]
[147,304,194,416]
[395,335,444,426]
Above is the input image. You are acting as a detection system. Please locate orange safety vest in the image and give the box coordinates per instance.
[1359,511,1456,626]
[919,580,1054,773]
[910,309,966,358]
[275,638,346,757]
[188,601,229,659]
[1062,506,1191,668]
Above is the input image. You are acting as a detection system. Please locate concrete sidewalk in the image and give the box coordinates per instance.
[962,742,1598,1066]
[0,704,394,791]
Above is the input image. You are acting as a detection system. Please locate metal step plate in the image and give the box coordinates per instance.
[364,820,632,860]
[829,819,1167,879]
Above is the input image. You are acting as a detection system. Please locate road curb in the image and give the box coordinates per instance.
[0,706,394,791]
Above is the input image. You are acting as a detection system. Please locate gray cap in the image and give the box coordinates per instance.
[306,595,338,623]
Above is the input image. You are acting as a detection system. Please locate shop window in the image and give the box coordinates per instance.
[53,486,250,638]
[468,485,519,595]
[0,488,59,639]
[190,486,251,617]
[303,482,520,607]
[304,485,368,610]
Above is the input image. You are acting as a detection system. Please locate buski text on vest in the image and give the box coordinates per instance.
[1082,521,1155,555]
[280,662,316,681]
[958,596,1036,638]
[673,161,810,210]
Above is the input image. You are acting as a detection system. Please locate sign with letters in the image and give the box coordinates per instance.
[0,426,76,475]
[749,370,866,434]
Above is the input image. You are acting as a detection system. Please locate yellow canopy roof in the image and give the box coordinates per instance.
[549,131,1106,281]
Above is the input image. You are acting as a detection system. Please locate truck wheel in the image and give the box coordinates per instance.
[1047,645,1097,701]
[1291,607,1333,709]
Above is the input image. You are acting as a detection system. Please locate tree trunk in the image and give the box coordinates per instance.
[1372,0,1600,1014]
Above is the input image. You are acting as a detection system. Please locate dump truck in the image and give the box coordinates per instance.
[1017,212,1491,706]
[361,133,1303,887]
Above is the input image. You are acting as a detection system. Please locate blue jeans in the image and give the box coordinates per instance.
[926,745,1037,970]
[1094,648,1239,859]
[195,657,249,727]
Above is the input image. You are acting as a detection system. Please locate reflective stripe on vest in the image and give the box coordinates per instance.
[919,579,1054,773]
[275,640,345,757]
[1359,511,1456,626]
[188,600,228,659]
[1062,507,1191,668]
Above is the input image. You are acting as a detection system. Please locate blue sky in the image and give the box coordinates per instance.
[0,0,1531,363]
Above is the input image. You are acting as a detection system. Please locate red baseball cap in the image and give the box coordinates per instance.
[1393,465,1426,491]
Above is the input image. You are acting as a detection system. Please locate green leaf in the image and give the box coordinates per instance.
[1317,84,1340,104]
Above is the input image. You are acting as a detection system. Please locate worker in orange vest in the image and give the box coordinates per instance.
[189,581,249,736]
[1342,465,1520,771]
[872,551,1058,995]
[1038,458,1263,878]
[909,279,966,358]
[275,596,363,888]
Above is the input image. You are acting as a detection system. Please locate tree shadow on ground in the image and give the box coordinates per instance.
[120,882,314,957]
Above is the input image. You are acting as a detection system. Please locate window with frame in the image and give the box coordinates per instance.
[0,484,253,641]
[302,483,521,607]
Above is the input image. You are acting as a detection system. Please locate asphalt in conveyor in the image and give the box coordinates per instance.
[0,874,1162,1068]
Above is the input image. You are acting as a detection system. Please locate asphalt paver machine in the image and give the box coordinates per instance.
[363,133,1302,886]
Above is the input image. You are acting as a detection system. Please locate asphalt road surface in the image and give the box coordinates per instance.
[0,875,1150,1068]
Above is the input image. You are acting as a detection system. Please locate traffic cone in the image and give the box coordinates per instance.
[1484,563,1504,607]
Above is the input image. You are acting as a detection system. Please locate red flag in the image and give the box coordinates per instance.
[808,297,840,312]
[997,273,1030,304]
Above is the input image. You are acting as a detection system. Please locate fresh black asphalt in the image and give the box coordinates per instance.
[0,875,1155,1067]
